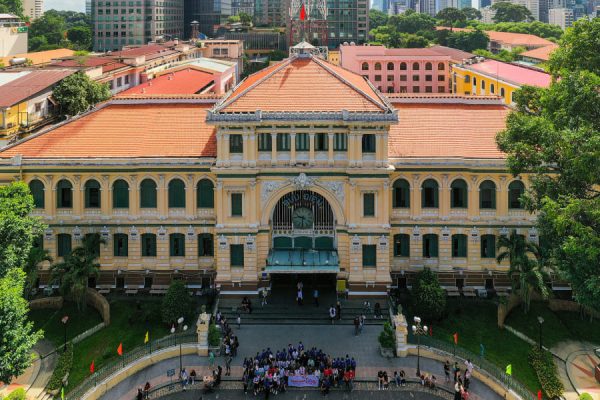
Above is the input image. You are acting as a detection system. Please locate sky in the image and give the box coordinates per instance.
[44,0,85,12]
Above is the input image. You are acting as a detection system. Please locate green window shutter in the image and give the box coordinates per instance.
[334,133,347,151]
[168,179,186,208]
[57,234,72,257]
[423,234,438,257]
[479,181,496,209]
[113,234,128,257]
[363,193,375,216]
[140,179,157,208]
[258,133,272,151]
[57,180,73,208]
[481,235,496,258]
[508,181,524,209]
[231,193,243,216]
[141,234,156,256]
[29,180,45,208]
[198,234,214,256]
[452,235,467,257]
[230,244,244,267]
[362,134,376,153]
[393,179,410,208]
[112,180,129,208]
[421,180,439,208]
[394,234,410,257]
[170,234,185,257]
[230,134,243,153]
[84,180,101,208]
[277,133,290,151]
[362,244,377,267]
[296,133,309,151]
[315,133,328,151]
[197,179,214,208]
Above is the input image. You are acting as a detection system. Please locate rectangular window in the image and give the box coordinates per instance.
[400,86,407,93]
[362,244,376,267]
[438,86,446,93]
[230,244,244,267]
[229,134,243,153]
[198,233,213,256]
[117,77,122,86]
[231,193,243,216]
[361,134,376,153]
[438,75,445,81]
[170,234,185,257]
[394,234,410,257]
[333,133,347,151]
[387,75,394,82]
[296,133,309,151]
[113,234,128,257]
[363,193,375,217]
[452,235,467,257]
[141,234,156,256]
[481,235,496,258]
[399,75,407,81]
[124,75,129,84]
[276,133,290,151]
[258,133,271,151]
[374,75,381,81]
[412,75,420,81]
[425,75,432,81]
[425,86,433,93]
[315,133,328,151]
[57,234,71,257]
[413,86,420,93]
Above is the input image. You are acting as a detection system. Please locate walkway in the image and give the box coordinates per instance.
[552,340,600,400]
[100,324,503,400]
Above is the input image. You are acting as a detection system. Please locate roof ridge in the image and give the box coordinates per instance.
[214,57,296,112]
[311,56,388,112]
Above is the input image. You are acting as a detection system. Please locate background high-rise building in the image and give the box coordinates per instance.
[22,0,43,20]
[327,0,369,48]
[254,0,287,26]
[231,0,255,15]
[548,7,573,28]
[86,0,92,15]
[92,0,184,52]
[184,0,231,38]
[416,0,436,16]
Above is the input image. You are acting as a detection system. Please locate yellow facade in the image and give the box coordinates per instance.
[451,64,518,105]
[327,50,340,66]
[0,101,28,136]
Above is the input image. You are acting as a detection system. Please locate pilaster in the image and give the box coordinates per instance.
[271,133,277,166]
[290,132,296,166]
[327,131,334,166]
[309,133,315,166]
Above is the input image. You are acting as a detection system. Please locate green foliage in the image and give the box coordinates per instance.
[0,181,45,278]
[491,1,533,22]
[446,29,489,52]
[208,323,221,346]
[227,15,240,24]
[579,394,594,400]
[161,280,194,325]
[474,46,526,62]
[389,9,436,34]
[549,18,600,76]
[23,247,52,298]
[369,9,389,30]
[0,0,23,18]
[472,21,562,41]
[378,321,396,349]
[436,7,467,28]
[268,49,287,61]
[67,25,92,51]
[528,346,563,398]
[0,269,43,383]
[238,12,253,25]
[5,388,26,400]
[462,7,482,20]
[52,72,111,117]
[47,343,73,391]
[28,11,67,51]
[411,268,446,321]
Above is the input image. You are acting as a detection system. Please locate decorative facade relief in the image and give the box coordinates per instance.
[245,235,256,251]
[378,235,389,251]
[261,180,288,204]
[129,226,139,240]
[73,226,82,240]
[351,235,361,252]
[218,235,228,250]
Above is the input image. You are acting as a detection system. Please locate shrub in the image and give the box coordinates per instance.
[208,323,221,346]
[378,321,396,349]
[161,280,194,325]
[411,268,446,321]
[47,343,73,390]
[579,394,593,400]
[528,346,563,399]
[5,388,26,400]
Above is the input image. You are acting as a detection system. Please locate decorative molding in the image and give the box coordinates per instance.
[351,235,361,252]
[245,235,256,251]
[218,235,228,250]
[129,226,139,240]
[261,180,287,204]
[378,234,388,251]
[73,226,82,240]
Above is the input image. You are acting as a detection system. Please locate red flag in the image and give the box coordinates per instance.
[537,390,542,400]
[453,333,458,345]
[429,326,433,336]
[117,343,123,356]
[299,3,306,20]
[90,360,95,374]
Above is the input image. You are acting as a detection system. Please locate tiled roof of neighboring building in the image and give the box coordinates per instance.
[520,44,559,61]
[216,55,390,113]
[0,69,76,108]
[388,103,508,159]
[436,27,554,47]
[118,69,215,95]
[0,101,216,159]
[464,59,551,87]
[53,57,114,68]
[1,49,75,67]
[427,45,475,62]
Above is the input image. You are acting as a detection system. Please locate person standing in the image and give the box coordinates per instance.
[329,305,337,324]
[297,287,303,306]
[353,316,360,336]
[237,313,241,329]
[313,288,319,307]
[336,301,342,321]
[359,313,365,334]
[225,354,232,376]
[261,288,268,307]
[208,350,215,367]
[444,360,451,383]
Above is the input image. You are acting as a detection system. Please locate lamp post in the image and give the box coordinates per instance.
[171,317,188,373]
[537,316,544,350]
[61,315,69,353]
[411,316,428,377]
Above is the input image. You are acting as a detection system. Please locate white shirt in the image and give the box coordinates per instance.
[329,307,336,318]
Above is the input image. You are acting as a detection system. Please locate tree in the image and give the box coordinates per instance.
[161,280,194,325]
[23,247,52,298]
[369,9,389,30]
[0,0,23,17]
[389,9,436,34]
[491,1,533,23]
[67,25,92,51]
[238,12,252,25]
[411,268,446,321]
[462,7,482,20]
[0,182,45,278]
[446,29,489,52]
[52,72,111,117]
[474,45,525,62]
[227,15,240,24]
[50,234,104,310]
[549,18,600,76]
[28,11,67,51]
[436,7,467,30]
[403,33,430,48]
[0,268,43,383]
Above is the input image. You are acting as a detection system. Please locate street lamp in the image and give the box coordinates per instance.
[411,316,428,377]
[171,317,188,373]
[537,316,544,350]
[61,315,69,353]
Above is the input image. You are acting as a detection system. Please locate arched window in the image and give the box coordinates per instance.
[481,80,486,90]
[392,179,410,208]
[438,62,445,70]
[113,233,128,257]
[452,234,467,257]
[508,181,525,209]
[374,62,381,70]
[29,179,45,208]
[490,83,495,94]
[393,234,410,257]
[56,179,73,208]
[112,179,129,208]
[400,62,407,70]
[84,179,101,208]
[425,62,432,70]
[422,234,438,258]
[57,233,72,257]
[361,62,369,70]
[197,179,215,208]
[450,179,468,208]
[481,234,496,258]
[412,62,420,70]
[140,179,157,208]
[141,233,156,257]
[168,179,185,208]
[198,233,214,256]
[421,179,439,208]
[479,180,496,209]
[500,88,505,97]
[387,62,394,70]
[473,77,477,86]
[169,233,185,257]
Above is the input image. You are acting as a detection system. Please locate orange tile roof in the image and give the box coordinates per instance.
[388,103,509,159]
[0,102,216,159]
[118,69,214,96]
[217,56,389,113]
[520,44,558,61]
[436,27,554,47]
[1,49,75,67]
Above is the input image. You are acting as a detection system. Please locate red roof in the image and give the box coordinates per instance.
[436,27,554,48]
[466,60,551,87]
[53,57,114,68]
[0,69,76,107]
[520,44,558,61]
[118,69,214,96]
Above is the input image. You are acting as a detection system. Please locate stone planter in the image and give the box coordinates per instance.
[380,346,395,358]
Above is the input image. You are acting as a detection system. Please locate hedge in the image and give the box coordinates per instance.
[47,343,74,390]
[579,394,593,400]
[208,323,221,347]
[528,346,564,399]
[4,388,26,400]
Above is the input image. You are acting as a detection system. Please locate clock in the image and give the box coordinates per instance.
[292,207,314,229]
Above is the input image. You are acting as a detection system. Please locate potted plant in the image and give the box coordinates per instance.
[378,321,396,358]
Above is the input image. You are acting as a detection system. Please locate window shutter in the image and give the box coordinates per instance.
[363,193,375,216]
[231,244,244,267]
[231,193,243,216]
[362,245,376,267]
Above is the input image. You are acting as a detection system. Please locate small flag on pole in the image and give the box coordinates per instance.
[429,326,433,337]
[537,390,542,400]
[61,387,65,400]
[144,331,149,344]
[453,332,458,345]
[117,342,123,356]
[480,343,485,357]
[299,3,306,20]
[506,364,512,376]
[90,360,95,374]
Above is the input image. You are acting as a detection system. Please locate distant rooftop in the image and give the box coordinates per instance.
[0,69,76,107]
[118,68,214,96]
[520,44,559,61]
[1,49,75,67]
[462,59,551,88]
[436,27,554,48]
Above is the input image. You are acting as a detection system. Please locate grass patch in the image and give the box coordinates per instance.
[553,311,600,345]
[28,302,103,347]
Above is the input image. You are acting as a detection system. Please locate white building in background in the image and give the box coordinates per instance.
[22,0,44,19]
[86,0,92,15]
[548,7,573,29]
[480,6,496,22]
[0,14,27,57]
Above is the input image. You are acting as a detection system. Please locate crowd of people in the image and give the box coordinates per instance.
[445,359,473,400]
[240,342,357,398]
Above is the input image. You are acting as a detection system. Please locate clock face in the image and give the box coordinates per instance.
[292,207,314,229]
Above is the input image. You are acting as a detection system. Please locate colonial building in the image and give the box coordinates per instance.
[0,43,539,297]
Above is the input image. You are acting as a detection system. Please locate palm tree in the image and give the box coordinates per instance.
[24,247,53,299]
[51,234,105,311]
[497,229,549,313]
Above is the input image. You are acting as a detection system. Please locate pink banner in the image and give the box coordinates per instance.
[288,375,320,387]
